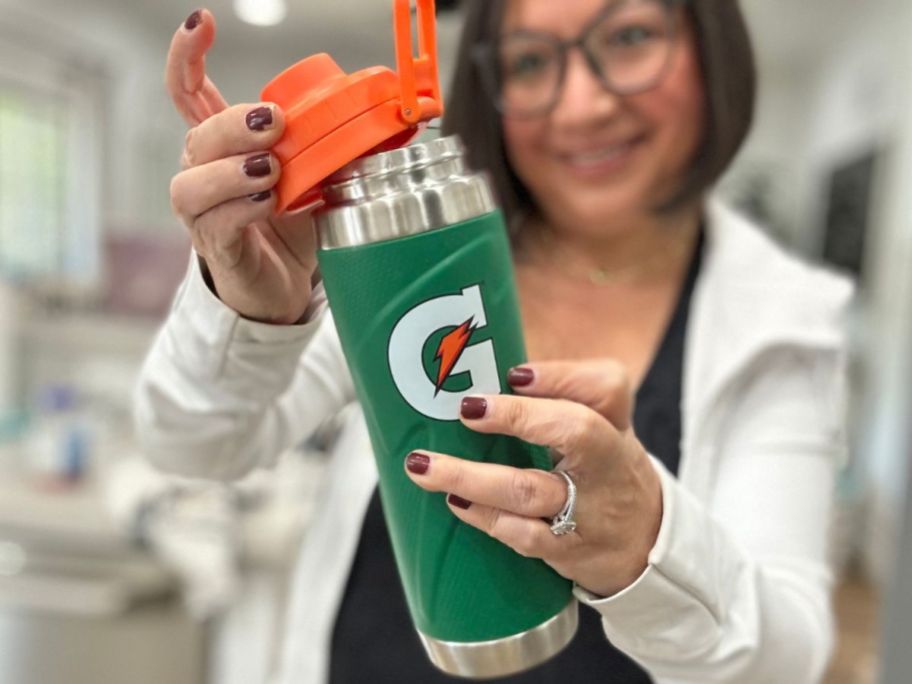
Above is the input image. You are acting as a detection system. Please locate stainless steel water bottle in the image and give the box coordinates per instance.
[313,136,577,678]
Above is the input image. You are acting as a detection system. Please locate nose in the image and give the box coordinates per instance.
[550,49,621,130]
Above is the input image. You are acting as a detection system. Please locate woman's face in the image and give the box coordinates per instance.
[500,0,706,235]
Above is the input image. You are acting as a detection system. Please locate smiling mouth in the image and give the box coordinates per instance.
[561,136,645,170]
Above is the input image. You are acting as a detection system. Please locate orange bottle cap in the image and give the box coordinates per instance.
[261,0,444,213]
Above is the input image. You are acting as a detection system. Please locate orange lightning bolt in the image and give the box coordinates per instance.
[434,318,477,396]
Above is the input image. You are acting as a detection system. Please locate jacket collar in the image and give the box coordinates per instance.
[681,198,853,460]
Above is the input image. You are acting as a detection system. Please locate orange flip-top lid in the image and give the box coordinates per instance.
[262,0,444,213]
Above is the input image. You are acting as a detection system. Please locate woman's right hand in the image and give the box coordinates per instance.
[166,9,318,325]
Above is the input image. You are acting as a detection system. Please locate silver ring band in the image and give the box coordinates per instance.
[549,470,578,536]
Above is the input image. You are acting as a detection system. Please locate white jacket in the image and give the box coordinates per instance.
[134,199,853,684]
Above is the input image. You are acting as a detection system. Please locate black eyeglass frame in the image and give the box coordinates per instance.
[471,0,690,119]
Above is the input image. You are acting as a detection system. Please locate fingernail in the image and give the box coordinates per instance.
[447,494,472,510]
[460,397,487,420]
[184,10,202,30]
[405,451,430,475]
[249,190,272,202]
[243,153,271,177]
[507,366,535,387]
[246,106,274,131]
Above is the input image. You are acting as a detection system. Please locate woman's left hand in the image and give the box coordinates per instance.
[404,360,664,598]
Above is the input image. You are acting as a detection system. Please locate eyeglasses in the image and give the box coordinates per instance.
[472,0,687,119]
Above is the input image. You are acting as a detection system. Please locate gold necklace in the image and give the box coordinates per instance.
[520,220,697,287]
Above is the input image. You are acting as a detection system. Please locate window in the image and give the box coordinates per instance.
[0,87,67,279]
[0,37,102,291]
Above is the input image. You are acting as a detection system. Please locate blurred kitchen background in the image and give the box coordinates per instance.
[0,0,911,682]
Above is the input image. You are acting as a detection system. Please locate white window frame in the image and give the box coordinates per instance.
[0,32,103,293]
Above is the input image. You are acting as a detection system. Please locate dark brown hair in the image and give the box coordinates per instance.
[441,0,757,229]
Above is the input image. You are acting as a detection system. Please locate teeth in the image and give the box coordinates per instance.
[567,143,632,166]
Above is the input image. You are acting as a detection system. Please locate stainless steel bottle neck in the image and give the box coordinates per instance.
[314,135,497,250]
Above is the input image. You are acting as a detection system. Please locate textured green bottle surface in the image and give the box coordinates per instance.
[317,211,572,643]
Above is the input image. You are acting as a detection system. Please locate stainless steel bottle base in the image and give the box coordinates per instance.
[418,599,578,680]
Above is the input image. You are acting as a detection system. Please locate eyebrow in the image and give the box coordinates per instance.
[499,0,624,40]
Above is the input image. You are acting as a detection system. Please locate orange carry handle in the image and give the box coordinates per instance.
[395,0,442,124]
[261,0,444,213]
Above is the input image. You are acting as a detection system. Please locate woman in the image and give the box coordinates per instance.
[139,1,853,682]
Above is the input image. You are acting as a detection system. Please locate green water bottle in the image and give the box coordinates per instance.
[314,136,577,678]
[260,0,577,675]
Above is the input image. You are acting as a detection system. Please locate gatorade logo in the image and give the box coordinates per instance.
[388,285,500,421]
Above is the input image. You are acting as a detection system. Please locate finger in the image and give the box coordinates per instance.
[505,359,633,431]
[165,9,229,125]
[445,499,570,560]
[171,151,280,221]
[404,451,567,518]
[459,395,620,464]
[190,194,276,271]
[182,103,285,170]
[200,75,230,119]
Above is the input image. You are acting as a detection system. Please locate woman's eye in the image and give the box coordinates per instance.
[609,25,657,47]
[507,52,550,77]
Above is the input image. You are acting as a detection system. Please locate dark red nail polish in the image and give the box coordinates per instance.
[507,366,534,387]
[460,397,487,420]
[447,494,472,510]
[184,10,202,30]
[406,452,430,475]
[243,153,271,177]
[249,190,272,202]
[246,106,274,131]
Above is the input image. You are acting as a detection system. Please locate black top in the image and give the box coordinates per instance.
[329,235,703,683]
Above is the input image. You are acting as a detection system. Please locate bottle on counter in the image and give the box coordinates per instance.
[27,384,92,486]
